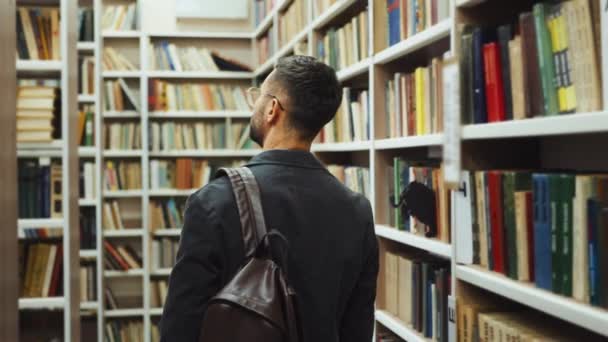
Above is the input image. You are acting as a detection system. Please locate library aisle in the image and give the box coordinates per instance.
[2,0,607,341]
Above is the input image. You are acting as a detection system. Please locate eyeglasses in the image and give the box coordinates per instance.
[245,87,285,110]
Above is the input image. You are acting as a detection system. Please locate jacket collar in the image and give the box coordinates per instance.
[246,149,327,170]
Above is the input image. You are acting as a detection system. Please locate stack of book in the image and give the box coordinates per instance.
[20,242,63,298]
[383,250,450,340]
[383,0,450,47]
[101,4,138,31]
[317,10,369,71]
[457,301,600,340]
[77,8,94,42]
[149,159,216,191]
[151,237,179,270]
[467,171,608,308]
[320,88,369,143]
[103,47,138,71]
[104,160,142,191]
[149,199,185,231]
[104,122,141,150]
[387,159,450,242]
[79,261,96,302]
[150,279,169,308]
[385,58,444,138]
[254,0,276,26]
[312,0,338,17]
[327,165,370,198]
[79,56,95,95]
[79,161,96,199]
[103,241,142,271]
[77,106,94,146]
[17,83,59,143]
[16,7,61,60]
[18,158,62,219]
[279,0,307,45]
[148,80,248,112]
[104,320,144,341]
[103,79,141,112]
[149,42,251,72]
[257,31,275,65]
[102,200,126,230]
[149,121,228,151]
[460,0,602,124]
[79,207,96,250]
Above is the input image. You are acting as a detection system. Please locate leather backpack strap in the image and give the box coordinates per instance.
[216,167,259,257]
[232,167,268,241]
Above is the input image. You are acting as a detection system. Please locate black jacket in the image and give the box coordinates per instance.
[160,149,379,342]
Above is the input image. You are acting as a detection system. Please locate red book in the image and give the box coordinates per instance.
[488,171,506,274]
[525,191,535,281]
[104,241,130,271]
[148,79,156,111]
[483,42,506,122]
[48,244,63,296]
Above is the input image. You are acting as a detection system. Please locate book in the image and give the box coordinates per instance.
[152,237,180,270]
[148,80,248,112]
[384,0,450,48]
[20,242,63,298]
[17,84,58,142]
[327,165,370,198]
[103,79,140,112]
[149,42,252,72]
[104,160,141,191]
[520,12,544,118]
[104,122,141,150]
[533,3,559,116]
[278,0,307,46]
[318,10,369,71]
[80,262,97,302]
[101,4,137,31]
[16,7,61,60]
[482,42,506,122]
[78,8,94,42]
[149,121,228,151]
[80,207,96,250]
[17,158,62,219]
[79,56,96,95]
[103,47,137,71]
[508,36,526,120]
[320,88,369,143]
[497,25,513,120]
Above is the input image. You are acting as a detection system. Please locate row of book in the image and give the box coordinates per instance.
[457,300,601,341]
[327,165,370,198]
[104,79,141,112]
[80,207,96,250]
[467,171,608,308]
[254,0,276,27]
[460,0,602,124]
[278,0,307,45]
[388,159,450,243]
[105,320,144,342]
[385,58,444,138]
[104,122,141,150]
[149,42,251,72]
[149,121,255,151]
[104,161,142,191]
[150,279,169,308]
[101,4,138,32]
[103,47,137,71]
[79,262,97,303]
[150,159,215,191]
[149,199,185,231]
[104,241,142,271]
[151,237,179,270]
[79,56,95,95]
[78,8,94,42]
[319,88,369,143]
[317,10,369,72]
[384,0,450,47]
[148,80,249,112]
[18,158,62,219]
[20,242,63,298]
[257,32,275,65]
[384,251,451,341]
[17,83,60,143]
[77,107,94,147]
[19,228,62,240]
[102,200,127,230]
[16,7,61,60]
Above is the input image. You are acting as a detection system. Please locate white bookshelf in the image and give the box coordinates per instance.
[375,310,427,342]
[146,70,254,79]
[19,297,66,310]
[77,42,95,51]
[148,189,197,197]
[79,250,99,258]
[336,57,371,82]
[312,141,371,152]
[16,60,63,73]
[77,94,95,103]
[375,225,452,259]
[103,229,145,238]
[105,308,145,317]
[153,229,181,237]
[148,149,260,158]
[104,269,145,278]
[375,134,444,150]
[148,110,251,119]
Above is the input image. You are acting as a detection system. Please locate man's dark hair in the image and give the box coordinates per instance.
[272,56,342,139]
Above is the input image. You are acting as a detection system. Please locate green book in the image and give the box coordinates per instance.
[561,174,575,297]
[533,3,559,116]
[549,174,563,294]
[502,172,517,279]
[393,157,402,230]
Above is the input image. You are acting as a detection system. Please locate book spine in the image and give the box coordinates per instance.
[483,42,506,122]
[561,175,574,296]
[533,3,559,115]
[497,25,513,120]
[472,28,487,124]
[488,171,505,274]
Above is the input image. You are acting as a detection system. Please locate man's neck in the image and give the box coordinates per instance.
[262,132,311,151]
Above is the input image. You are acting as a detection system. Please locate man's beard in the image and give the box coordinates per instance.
[249,112,264,147]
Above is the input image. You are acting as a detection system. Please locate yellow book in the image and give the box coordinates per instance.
[556,9,576,112]
[50,9,60,60]
[415,68,425,135]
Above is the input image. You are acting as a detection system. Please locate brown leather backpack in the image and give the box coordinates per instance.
[199,167,301,342]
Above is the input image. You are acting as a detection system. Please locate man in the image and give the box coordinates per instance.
[160,56,378,342]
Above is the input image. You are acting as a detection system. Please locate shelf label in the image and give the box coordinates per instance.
[442,58,461,187]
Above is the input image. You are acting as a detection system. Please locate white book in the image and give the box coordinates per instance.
[150,160,158,190]
[118,78,140,111]
[42,245,57,297]
[394,73,402,137]
[103,202,116,230]
[84,162,95,199]
[431,283,437,339]
[350,102,361,142]
[152,240,160,270]
[80,267,88,302]
[112,201,125,229]
[168,44,183,72]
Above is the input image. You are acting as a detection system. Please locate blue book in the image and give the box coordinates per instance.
[161,41,175,71]
[533,174,552,290]
[588,199,599,306]
[387,0,401,46]
[471,28,495,124]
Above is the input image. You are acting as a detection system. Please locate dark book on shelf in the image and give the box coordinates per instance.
[533,173,552,291]
[519,11,543,118]
[497,24,513,120]
[211,52,252,72]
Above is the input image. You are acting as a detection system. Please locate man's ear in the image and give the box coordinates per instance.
[266,99,281,124]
